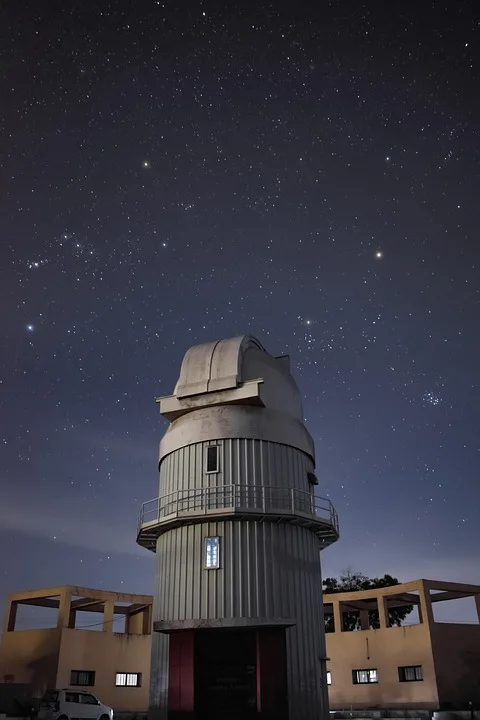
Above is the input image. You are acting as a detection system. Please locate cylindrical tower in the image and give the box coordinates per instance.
[137,336,339,720]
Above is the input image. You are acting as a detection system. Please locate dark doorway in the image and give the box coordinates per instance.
[194,629,257,719]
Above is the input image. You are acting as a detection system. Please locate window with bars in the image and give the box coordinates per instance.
[115,673,142,687]
[352,669,378,684]
[398,665,423,682]
[70,670,95,687]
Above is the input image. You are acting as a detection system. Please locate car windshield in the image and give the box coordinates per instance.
[41,691,58,703]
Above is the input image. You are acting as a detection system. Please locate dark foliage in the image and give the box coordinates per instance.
[323,569,414,632]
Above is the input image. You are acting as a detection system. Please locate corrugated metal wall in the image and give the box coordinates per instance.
[153,520,328,720]
[149,542,169,720]
[158,438,314,495]
[150,439,329,720]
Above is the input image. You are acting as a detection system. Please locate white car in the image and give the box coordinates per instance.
[38,689,113,720]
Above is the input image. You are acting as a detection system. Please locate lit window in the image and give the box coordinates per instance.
[326,671,332,685]
[398,665,423,682]
[70,670,95,687]
[115,672,142,687]
[352,669,378,684]
[205,536,220,569]
[206,445,219,473]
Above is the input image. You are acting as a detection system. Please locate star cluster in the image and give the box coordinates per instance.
[1,0,479,624]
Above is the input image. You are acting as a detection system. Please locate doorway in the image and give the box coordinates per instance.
[167,625,289,718]
[194,628,257,719]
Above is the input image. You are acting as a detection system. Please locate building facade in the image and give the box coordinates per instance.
[2,579,480,715]
[137,335,339,720]
[0,586,152,713]
[324,579,480,711]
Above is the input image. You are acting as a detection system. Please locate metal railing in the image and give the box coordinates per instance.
[138,484,339,535]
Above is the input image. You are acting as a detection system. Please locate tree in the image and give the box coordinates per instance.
[323,569,413,632]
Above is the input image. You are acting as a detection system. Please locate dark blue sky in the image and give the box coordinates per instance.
[1,0,479,626]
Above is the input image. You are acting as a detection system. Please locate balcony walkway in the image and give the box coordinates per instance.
[137,484,339,551]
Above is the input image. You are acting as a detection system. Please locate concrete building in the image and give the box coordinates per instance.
[324,579,480,712]
[0,586,152,713]
[2,579,480,715]
[136,335,339,720]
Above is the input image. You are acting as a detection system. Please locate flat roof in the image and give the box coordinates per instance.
[323,578,480,609]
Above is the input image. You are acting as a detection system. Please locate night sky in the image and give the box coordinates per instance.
[2,1,480,628]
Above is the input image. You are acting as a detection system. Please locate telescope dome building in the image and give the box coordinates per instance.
[137,335,339,720]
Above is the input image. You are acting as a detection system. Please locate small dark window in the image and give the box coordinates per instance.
[80,694,99,705]
[70,670,95,687]
[41,691,59,703]
[116,673,142,687]
[399,665,423,682]
[307,472,319,485]
[206,445,219,473]
[352,669,378,684]
[65,693,79,703]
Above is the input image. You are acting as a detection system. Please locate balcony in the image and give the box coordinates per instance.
[137,484,339,551]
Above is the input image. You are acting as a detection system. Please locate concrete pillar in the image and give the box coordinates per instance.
[103,600,114,632]
[359,609,369,630]
[126,607,151,635]
[144,605,152,634]
[418,582,434,626]
[5,601,17,632]
[333,601,343,633]
[57,591,72,629]
[68,608,76,629]
[126,610,141,634]
[377,595,389,629]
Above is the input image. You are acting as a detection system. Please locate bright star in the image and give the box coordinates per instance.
[142,160,151,168]
[375,251,383,259]
[26,324,35,332]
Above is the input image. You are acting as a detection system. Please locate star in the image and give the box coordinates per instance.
[423,391,442,407]
[1,0,479,642]
[27,259,48,270]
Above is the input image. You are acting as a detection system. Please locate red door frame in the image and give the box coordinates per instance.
[168,631,195,713]
[256,627,288,717]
